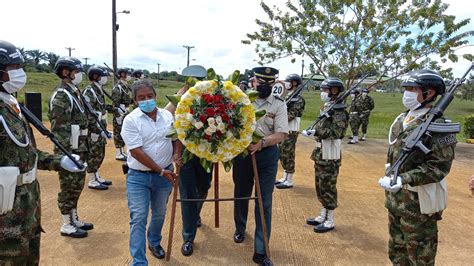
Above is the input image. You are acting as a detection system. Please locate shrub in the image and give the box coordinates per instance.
[464,115,474,139]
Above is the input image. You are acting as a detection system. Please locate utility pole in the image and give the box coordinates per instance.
[301,59,304,78]
[65,47,75,56]
[157,63,160,86]
[182,45,194,67]
[112,0,117,84]
[83,57,90,65]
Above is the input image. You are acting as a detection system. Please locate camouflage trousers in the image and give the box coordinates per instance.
[86,137,106,173]
[388,208,439,265]
[113,116,125,148]
[0,181,41,265]
[279,131,299,173]
[58,152,87,215]
[311,148,340,210]
[349,113,370,136]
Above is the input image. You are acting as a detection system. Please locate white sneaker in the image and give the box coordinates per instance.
[88,180,108,190]
[60,214,87,238]
[275,172,287,185]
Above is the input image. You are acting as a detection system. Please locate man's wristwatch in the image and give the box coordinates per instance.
[261,138,267,149]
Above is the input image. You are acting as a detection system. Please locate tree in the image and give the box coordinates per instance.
[457,74,474,100]
[26,49,46,66]
[243,0,474,88]
[45,52,60,72]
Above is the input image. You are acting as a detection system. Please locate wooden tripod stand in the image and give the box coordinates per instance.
[165,153,270,261]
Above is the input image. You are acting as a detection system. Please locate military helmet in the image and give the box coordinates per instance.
[132,69,144,78]
[285,74,302,85]
[117,68,131,75]
[361,88,369,93]
[402,69,445,96]
[0,40,24,67]
[87,65,109,80]
[54,56,83,77]
[321,77,344,92]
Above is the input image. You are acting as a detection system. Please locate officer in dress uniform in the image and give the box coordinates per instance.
[49,57,95,238]
[82,65,113,190]
[276,74,305,189]
[111,68,132,160]
[302,77,349,233]
[0,40,84,264]
[232,66,288,266]
[378,69,456,265]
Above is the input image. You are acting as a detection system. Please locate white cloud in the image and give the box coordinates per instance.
[2,0,472,78]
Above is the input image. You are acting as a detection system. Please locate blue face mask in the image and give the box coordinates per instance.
[138,99,156,113]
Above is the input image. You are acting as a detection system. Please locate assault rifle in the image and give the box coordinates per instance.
[103,63,129,113]
[305,73,370,131]
[285,73,316,108]
[19,104,85,169]
[77,91,113,139]
[387,63,473,185]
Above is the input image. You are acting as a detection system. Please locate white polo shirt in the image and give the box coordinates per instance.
[121,107,174,171]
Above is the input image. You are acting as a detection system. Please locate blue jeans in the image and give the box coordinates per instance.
[126,169,172,265]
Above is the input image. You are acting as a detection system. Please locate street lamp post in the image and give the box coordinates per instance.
[65,47,75,56]
[183,45,194,67]
[157,63,160,86]
[112,0,130,85]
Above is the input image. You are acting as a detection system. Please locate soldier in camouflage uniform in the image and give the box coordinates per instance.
[132,69,145,82]
[348,88,374,144]
[0,40,84,264]
[49,56,95,238]
[111,68,132,160]
[83,65,113,190]
[379,69,455,265]
[302,77,348,233]
[276,74,305,189]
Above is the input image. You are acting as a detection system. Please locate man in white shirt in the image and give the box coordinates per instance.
[121,79,178,265]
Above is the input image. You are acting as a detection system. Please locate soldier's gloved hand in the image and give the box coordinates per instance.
[301,129,315,137]
[101,131,113,139]
[60,154,86,173]
[378,175,402,193]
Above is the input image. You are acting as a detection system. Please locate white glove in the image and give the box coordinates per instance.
[60,154,85,173]
[101,131,113,139]
[301,129,316,137]
[378,175,402,193]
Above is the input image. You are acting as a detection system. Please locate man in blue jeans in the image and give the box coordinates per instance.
[121,79,179,265]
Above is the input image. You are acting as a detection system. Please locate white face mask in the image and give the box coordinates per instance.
[350,94,355,100]
[1,69,27,93]
[362,92,368,97]
[98,76,108,85]
[320,91,331,102]
[402,90,421,110]
[72,72,83,85]
[125,75,131,81]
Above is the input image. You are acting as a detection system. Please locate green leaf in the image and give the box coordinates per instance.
[246,89,259,102]
[223,161,233,172]
[165,128,177,140]
[182,148,190,164]
[200,158,213,173]
[255,109,267,120]
[252,131,264,144]
[185,77,197,87]
[207,68,217,80]
[230,70,240,84]
[166,95,181,106]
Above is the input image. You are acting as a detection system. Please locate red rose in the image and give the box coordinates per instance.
[190,108,194,115]
[199,114,207,123]
[205,108,216,117]
[226,103,235,109]
[227,124,234,129]
[203,94,213,104]
[204,134,211,140]
[221,113,230,122]
[216,131,222,138]
[213,95,223,103]
[216,103,225,112]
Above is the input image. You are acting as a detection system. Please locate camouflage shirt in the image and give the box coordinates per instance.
[385,111,456,212]
[83,82,107,134]
[111,80,132,115]
[48,81,89,154]
[350,94,374,113]
[311,104,349,165]
[0,96,60,257]
[286,94,305,121]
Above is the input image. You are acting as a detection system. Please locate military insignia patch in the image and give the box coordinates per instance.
[265,68,271,74]
[437,134,456,146]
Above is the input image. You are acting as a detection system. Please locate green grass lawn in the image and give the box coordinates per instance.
[19,72,474,141]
